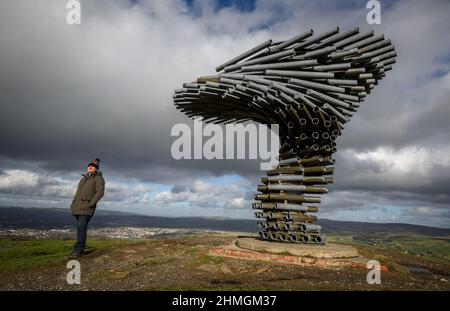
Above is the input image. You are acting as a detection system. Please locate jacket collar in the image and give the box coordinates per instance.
[82,171,102,178]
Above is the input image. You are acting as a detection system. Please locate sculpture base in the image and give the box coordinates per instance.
[207,237,376,270]
[236,237,358,258]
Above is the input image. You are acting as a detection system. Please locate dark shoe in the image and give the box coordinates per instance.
[68,250,83,259]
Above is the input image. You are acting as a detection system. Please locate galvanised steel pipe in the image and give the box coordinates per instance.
[263,174,305,183]
[258,184,328,194]
[254,193,321,204]
[241,59,318,72]
[224,50,295,72]
[266,70,335,79]
[334,30,374,49]
[292,27,340,50]
[215,39,273,72]
[278,157,301,166]
[289,78,346,94]
[269,29,314,52]
[312,27,360,50]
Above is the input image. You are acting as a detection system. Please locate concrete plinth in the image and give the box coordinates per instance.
[236,237,358,259]
[208,238,389,271]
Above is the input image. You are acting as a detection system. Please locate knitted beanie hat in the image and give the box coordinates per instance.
[87,158,100,169]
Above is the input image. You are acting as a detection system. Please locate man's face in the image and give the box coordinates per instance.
[87,166,97,174]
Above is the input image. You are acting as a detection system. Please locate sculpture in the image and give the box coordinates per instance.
[173,27,396,244]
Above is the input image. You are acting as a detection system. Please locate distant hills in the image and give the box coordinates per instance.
[1,206,449,237]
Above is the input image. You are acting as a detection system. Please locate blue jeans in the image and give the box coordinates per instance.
[74,215,92,253]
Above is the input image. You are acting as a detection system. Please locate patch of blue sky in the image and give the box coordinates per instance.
[182,0,399,13]
[430,56,450,79]
[202,173,244,186]
[431,68,449,79]
[319,0,399,11]
[149,183,172,192]
[414,61,449,87]
[435,53,450,64]
[184,0,256,13]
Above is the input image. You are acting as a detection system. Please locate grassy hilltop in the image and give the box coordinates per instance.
[0,232,448,291]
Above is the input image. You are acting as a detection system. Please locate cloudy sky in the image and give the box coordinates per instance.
[0,0,449,228]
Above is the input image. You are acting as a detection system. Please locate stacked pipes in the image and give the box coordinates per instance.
[173,27,396,244]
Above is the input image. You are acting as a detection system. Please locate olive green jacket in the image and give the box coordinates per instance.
[70,171,105,216]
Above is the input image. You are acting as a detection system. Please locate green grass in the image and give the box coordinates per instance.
[0,239,140,274]
[190,255,225,267]
[329,234,450,264]
[392,237,450,261]
[326,235,354,244]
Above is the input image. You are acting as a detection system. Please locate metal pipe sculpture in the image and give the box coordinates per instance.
[173,27,396,244]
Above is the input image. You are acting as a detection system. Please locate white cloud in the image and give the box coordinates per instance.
[0,170,39,189]
[154,178,251,209]
[339,144,450,189]
[0,168,153,204]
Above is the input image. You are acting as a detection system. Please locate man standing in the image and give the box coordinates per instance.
[69,158,105,258]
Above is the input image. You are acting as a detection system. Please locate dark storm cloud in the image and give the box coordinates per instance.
[0,0,269,183]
